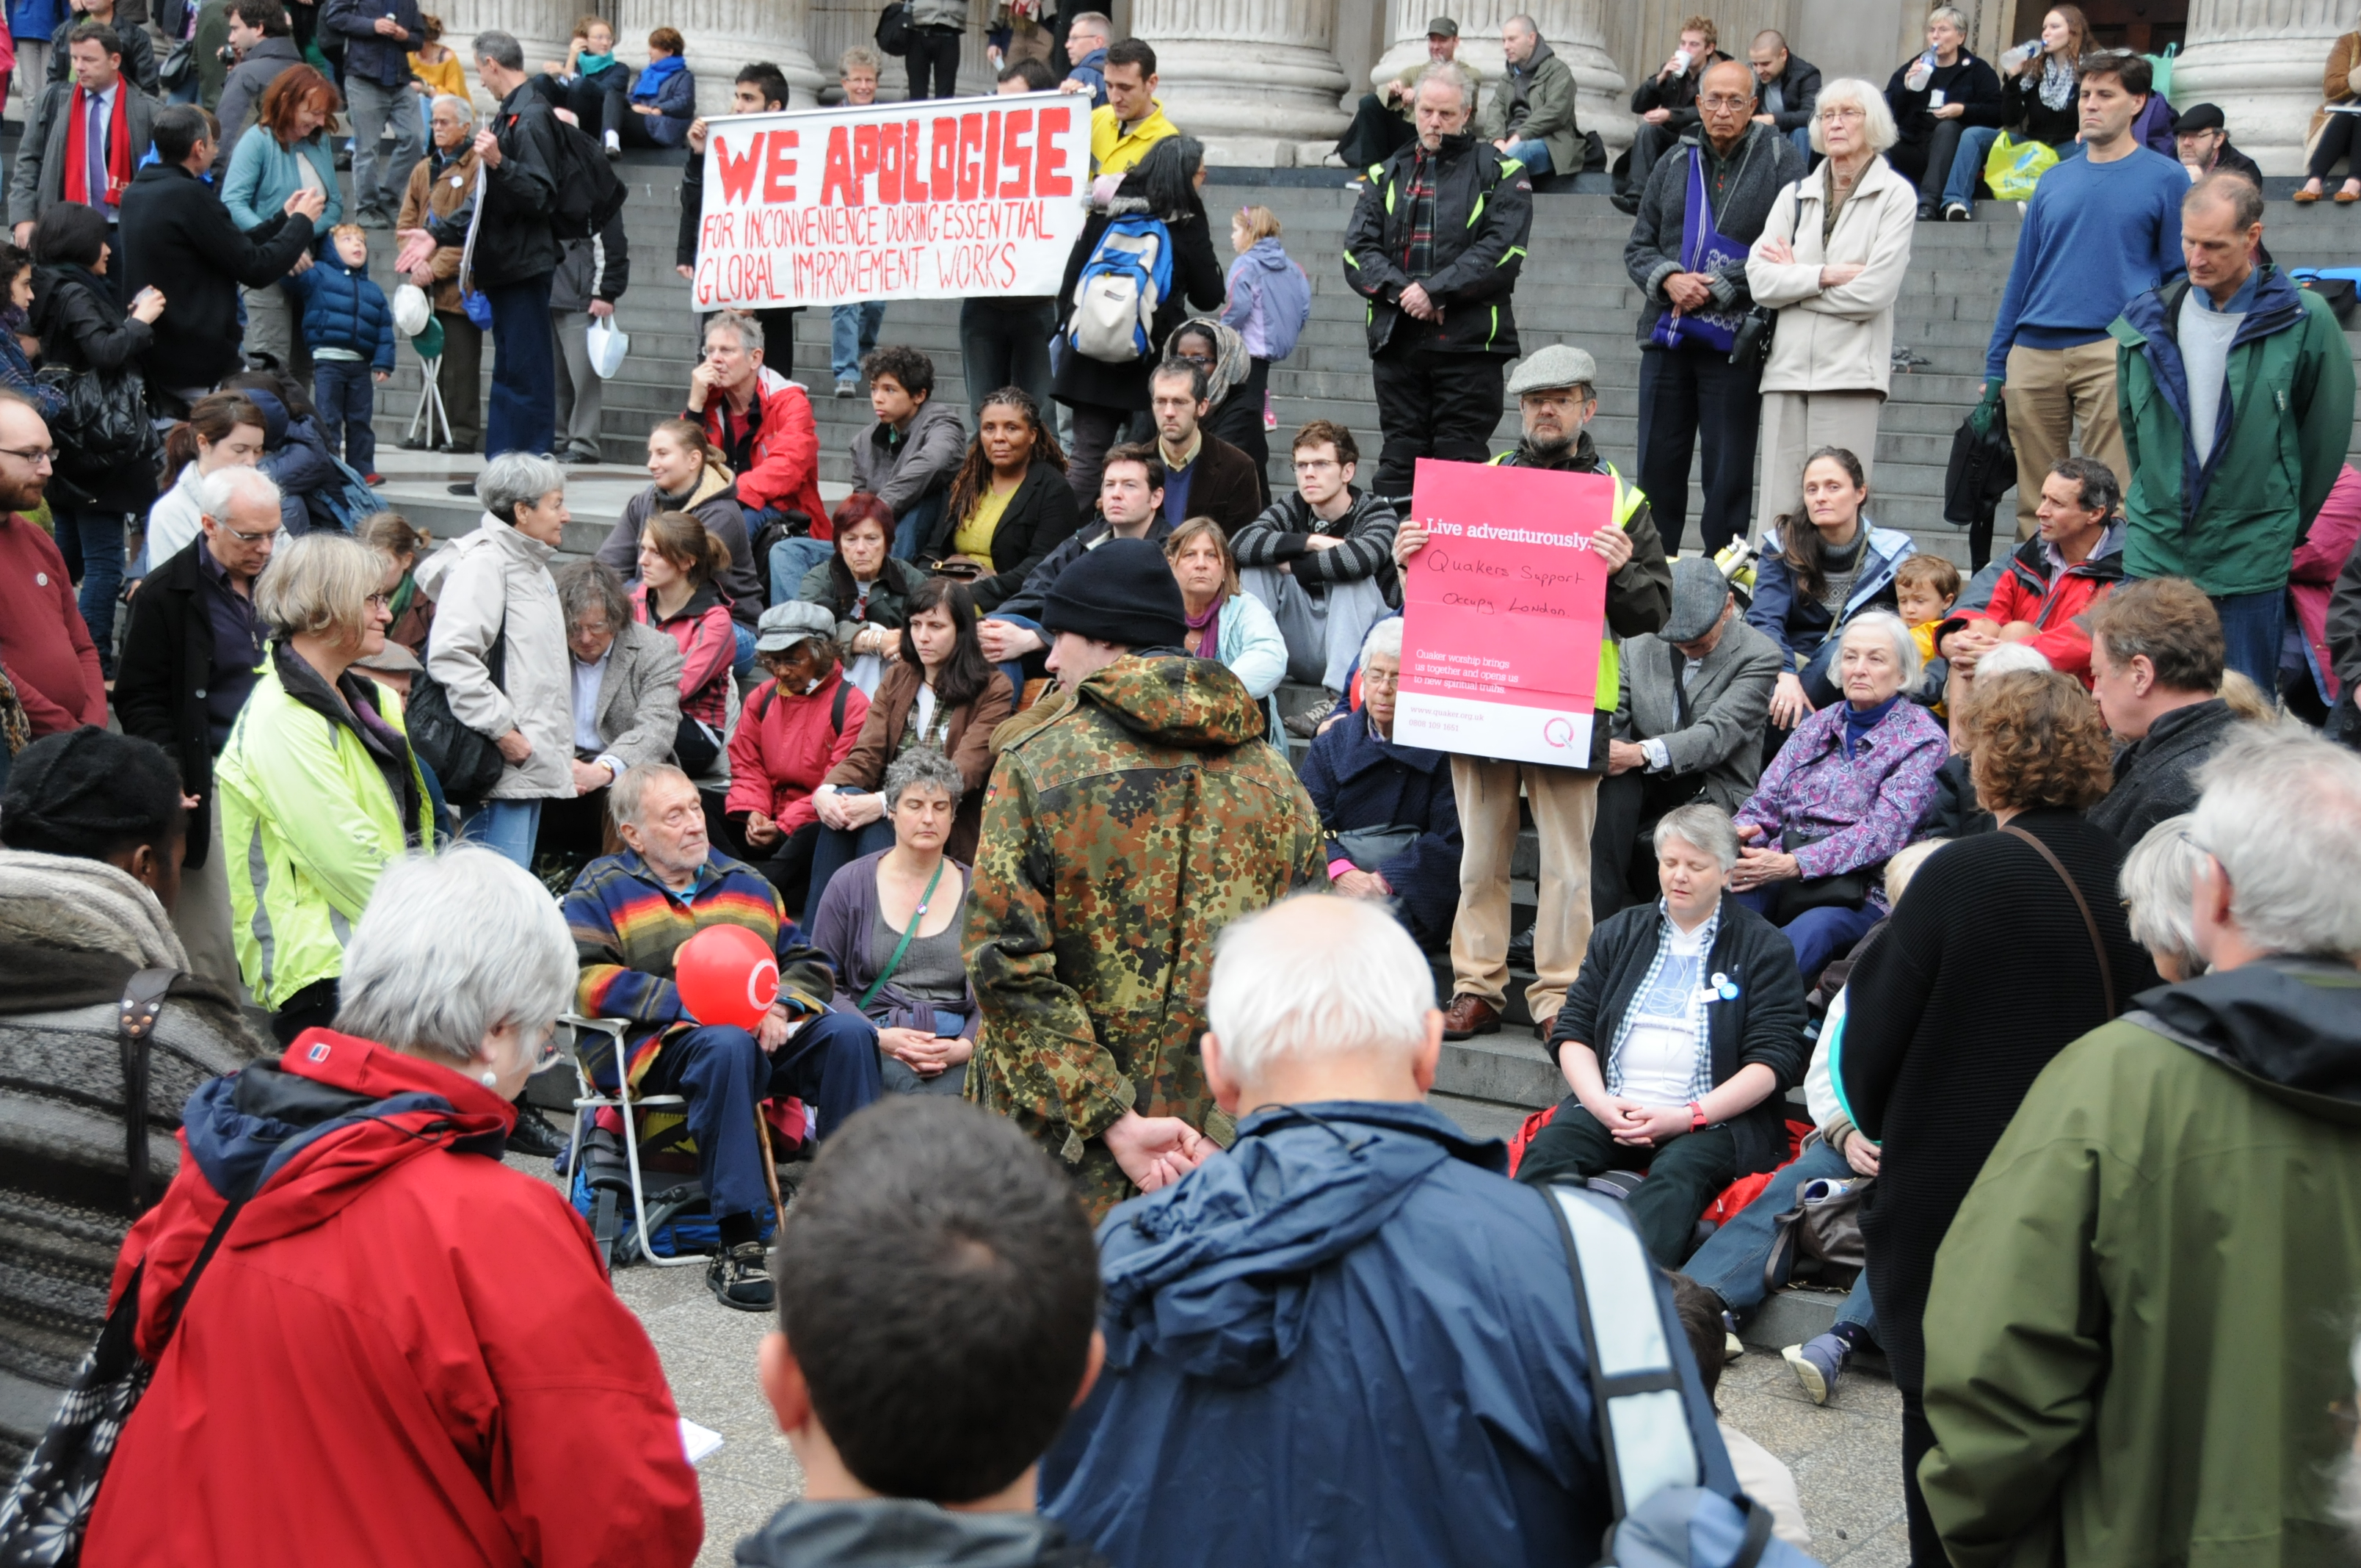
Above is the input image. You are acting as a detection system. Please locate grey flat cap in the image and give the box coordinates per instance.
[1505,344,1599,398]
[755,600,838,652]
[1661,556,1733,643]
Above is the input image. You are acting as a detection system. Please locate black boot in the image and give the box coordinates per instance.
[507,1100,568,1160]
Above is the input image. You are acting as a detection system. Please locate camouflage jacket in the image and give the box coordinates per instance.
[964,653,1324,1217]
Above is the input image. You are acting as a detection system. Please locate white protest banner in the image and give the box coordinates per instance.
[690,91,1091,311]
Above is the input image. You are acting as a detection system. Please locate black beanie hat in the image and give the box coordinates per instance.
[1040,536,1189,651]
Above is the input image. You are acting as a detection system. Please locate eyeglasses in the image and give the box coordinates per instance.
[211,520,280,545]
[1363,667,1401,691]
[1699,95,1754,111]
[1819,105,1867,123]
[1293,457,1341,473]
[0,444,55,467]
[365,592,394,611]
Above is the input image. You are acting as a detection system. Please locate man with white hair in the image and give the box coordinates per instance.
[1918,725,2361,1568]
[115,463,284,997]
[1041,893,1722,1567]
[562,763,882,1313]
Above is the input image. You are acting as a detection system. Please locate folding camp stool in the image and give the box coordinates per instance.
[557,1015,703,1269]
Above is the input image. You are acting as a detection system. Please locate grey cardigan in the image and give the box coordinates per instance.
[1613,615,1784,812]
[1622,123,1807,343]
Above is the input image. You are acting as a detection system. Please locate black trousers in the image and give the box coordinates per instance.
[1336,94,1415,170]
[747,820,823,915]
[272,977,341,1047]
[1890,119,1966,210]
[1514,1100,1738,1266]
[907,26,962,99]
[1637,343,1763,556]
[1901,1392,1943,1566]
[1210,355,1272,507]
[2312,112,2361,179]
[1370,345,1505,498]
[1626,120,1681,197]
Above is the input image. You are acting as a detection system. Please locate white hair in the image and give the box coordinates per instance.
[2119,814,2205,976]
[609,762,694,831]
[1885,838,1945,904]
[1974,641,2053,680]
[1413,60,1476,110]
[1653,802,1739,870]
[431,92,474,123]
[1811,76,1899,153]
[333,847,575,1066]
[196,462,282,522]
[476,451,565,524]
[2191,725,2361,960]
[1205,894,1435,1084]
[1359,616,1404,669]
[1840,609,1923,690]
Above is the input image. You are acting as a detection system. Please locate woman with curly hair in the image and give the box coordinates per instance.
[1834,666,2160,1566]
[918,386,1079,613]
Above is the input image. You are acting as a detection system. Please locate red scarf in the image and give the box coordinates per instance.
[62,81,132,208]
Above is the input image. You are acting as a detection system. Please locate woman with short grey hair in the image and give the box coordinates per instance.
[418,453,575,871]
[216,534,440,1044]
[2121,813,2206,980]
[807,747,982,1099]
[74,846,706,1564]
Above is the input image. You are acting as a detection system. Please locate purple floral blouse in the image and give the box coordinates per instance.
[1732,698,1947,910]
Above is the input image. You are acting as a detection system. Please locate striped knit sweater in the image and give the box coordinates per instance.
[562,849,836,1084]
[1229,486,1401,600]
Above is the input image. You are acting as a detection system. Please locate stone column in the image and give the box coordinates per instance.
[1130,0,1353,167]
[2172,0,2349,174]
[678,0,828,114]
[436,0,573,106]
[1370,0,1631,155]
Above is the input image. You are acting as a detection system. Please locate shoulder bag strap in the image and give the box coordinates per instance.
[857,857,945,1012]
[832,677,849,733]
[2001,823,2116,1016]
[117,967,179,1215]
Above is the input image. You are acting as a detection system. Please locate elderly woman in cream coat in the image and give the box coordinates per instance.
[1746,76,1917,538]
[418,453,576,870]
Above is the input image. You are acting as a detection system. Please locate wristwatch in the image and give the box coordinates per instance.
[1687,1101,1708,1132]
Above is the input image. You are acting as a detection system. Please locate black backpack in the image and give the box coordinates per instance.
[548,116,627,242]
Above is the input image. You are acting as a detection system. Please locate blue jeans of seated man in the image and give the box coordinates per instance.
[1786,126,1812,162]
[637,1015,883,1220]
[1943,127,2081,208]
[1734,888,1880,981]
[1682,1136,1878,1340]
[458,798,544,869]
[731,621,756,678]
[769,533,837,603]
[831,301,885,382]
[893,488,946,561]
[1502,138,1553,174]
[2213,587,2287,692]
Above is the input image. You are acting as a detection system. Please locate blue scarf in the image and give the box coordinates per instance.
[631,53,685,102]
[1842,694,1898,761]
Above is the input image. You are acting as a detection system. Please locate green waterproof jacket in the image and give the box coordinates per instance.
[217,644,438,1010]
[1474,40,1581,178]
[2110,266,2356,597]
[1919,959,2361,1568]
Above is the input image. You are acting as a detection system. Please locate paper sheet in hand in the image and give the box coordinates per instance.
[1392,457,1613,768]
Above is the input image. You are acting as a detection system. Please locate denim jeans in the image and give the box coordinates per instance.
[893,488,946,562]
[769,532,836,603]
[1785,126,1812,162]
[53,505,125,676]
[1681,1137,1879,1338]
[1733,888,1881,981]
[483,272,556,458]
[731,620,756,677]
[313,357,377,474]
[830,301,885,382]
[2213,587,2288,692]
[1502,138,1553,175]
[458,798,544,868]
[1943,127,2081,208]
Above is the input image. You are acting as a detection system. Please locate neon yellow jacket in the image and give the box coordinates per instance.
[217,646,438,1009]
[1091,99,1177,175]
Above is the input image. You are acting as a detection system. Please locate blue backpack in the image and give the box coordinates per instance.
[1067,213,1173,364]
[1542,1184,1827,1568]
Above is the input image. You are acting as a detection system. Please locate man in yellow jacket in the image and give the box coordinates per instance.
[1089,37,1176,176]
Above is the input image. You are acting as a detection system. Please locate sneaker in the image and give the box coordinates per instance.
[1943,201,1971,222]
[362,472,383,485]
[356,208,393,230]
[507,1102,568,1160]
[833,376,859,398]
[559,449,599,465]
[708,1241,775,1311]
[603,128,621,159]
[1283,694,1335,739]
[1725,1331,1746,1362]
[1783,1332,1851,1405]
[446,481,478,496]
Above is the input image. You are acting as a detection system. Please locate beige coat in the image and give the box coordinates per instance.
[416,514,574,802]
[1746,153,1916,398]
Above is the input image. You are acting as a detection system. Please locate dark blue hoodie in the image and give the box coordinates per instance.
[1042,1100,1713,1568]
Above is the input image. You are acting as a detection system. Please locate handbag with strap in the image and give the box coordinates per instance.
[1763,1153,1871,1296]
[1768,830,1871,923]
[405,620,508,805]
[2001,822,2117,1015]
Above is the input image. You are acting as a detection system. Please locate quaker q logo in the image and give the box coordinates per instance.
[1542,717,1576,749]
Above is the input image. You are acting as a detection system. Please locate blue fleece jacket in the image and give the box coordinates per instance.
[286,258,396,373]
[1984,146,2188,379]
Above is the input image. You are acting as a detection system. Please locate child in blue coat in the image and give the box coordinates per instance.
[287,224,396,482]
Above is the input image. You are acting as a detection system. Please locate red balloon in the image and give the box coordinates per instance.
[673,923,780,1031]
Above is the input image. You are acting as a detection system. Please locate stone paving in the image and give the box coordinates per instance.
[520,1091,1905,1567]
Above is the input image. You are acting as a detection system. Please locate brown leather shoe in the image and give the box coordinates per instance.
[1441,993,1501,1039]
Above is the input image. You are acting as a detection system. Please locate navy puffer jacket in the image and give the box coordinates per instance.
[287,258,397,374]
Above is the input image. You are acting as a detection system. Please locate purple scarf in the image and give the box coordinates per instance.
[1186,596,1223,658]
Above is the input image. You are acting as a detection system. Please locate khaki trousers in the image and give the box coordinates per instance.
[1753,389,1885,540]
[2003,340,2127,540]
[175,807,247,1003]
[1449,758,1600,1024]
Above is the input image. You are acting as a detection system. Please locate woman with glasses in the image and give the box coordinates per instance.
[216,531,440,1045]
[1746,77,1916,540]
[75,848,703,1567]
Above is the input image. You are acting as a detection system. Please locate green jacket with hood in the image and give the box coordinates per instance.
[2110,266,2356,597]
[1919,959,2361,1568]
[217,644,438,1010]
